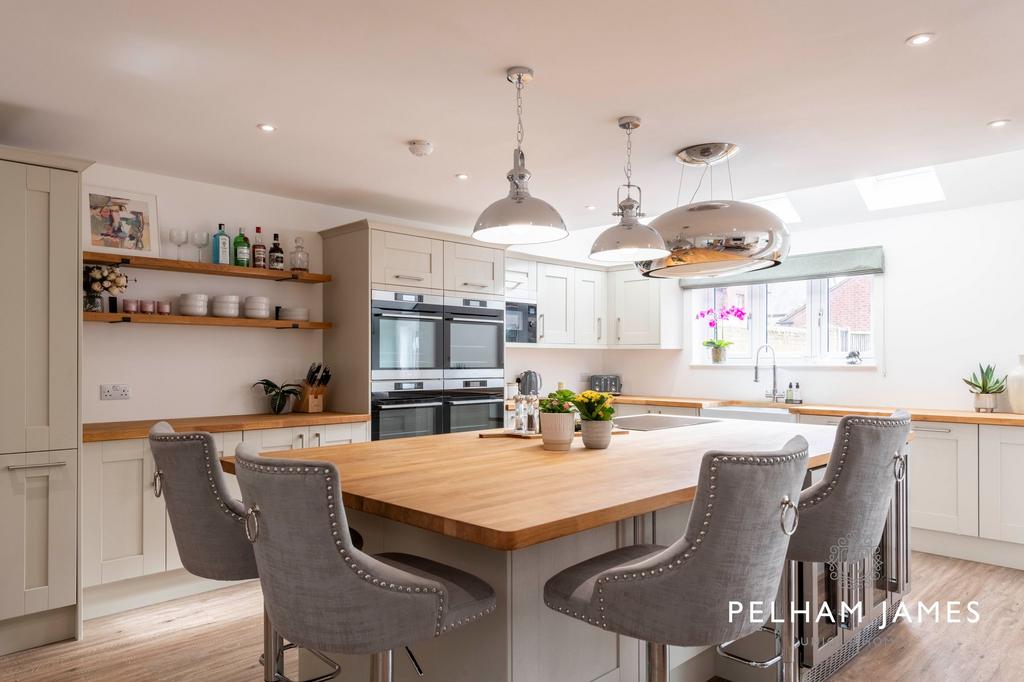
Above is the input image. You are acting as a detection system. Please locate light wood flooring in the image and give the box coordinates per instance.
[2,551,1022,681]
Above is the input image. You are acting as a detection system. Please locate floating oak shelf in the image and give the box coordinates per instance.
[83,311,331,330]
[82,251,331,283]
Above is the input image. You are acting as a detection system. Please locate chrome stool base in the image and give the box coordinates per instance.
[646,641,668,682]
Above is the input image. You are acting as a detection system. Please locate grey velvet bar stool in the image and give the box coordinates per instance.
[544,436,810,682]
[234,444,498,682]
[718,411,912,681]
[147,422,342,682]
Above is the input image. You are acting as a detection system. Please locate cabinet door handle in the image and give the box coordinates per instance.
[314,432,322,447]
[597,317,602,341]
[617,317,622,342]
[6,461,67,471]
[462,282,488,288]
[296,433,304,449]
[911,426,952,433]
[394,274,425,281]
[539,313,545,339]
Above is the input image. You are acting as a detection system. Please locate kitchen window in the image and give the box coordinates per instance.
[692,274,880,366]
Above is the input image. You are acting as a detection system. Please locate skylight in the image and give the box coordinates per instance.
[854,166,946,211]
[747,193,802,223]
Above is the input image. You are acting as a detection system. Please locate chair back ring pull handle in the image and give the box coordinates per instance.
[893,451,907,482]
[245,506,261,543]
[779,495,799,536]
[152,470,164,498]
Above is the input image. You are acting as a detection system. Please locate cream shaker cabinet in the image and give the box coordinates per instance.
[0,450,77,621]
[907,422,979,537]
[370,230,444,290]
[241,426,311,452]
[608,269,660,345]
[82,439,167,587]
[536,263,575,344]
[505,257,538,302]
[573,268,606,345]
[444,242,504,295]
[0,161,79,455]
[979,425,1024,544]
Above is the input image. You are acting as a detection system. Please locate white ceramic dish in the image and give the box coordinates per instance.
[245,296,269,306]
[212,308,240,318]
[178,304,208,316]
[244,308,271,319]
[212,294,240,304]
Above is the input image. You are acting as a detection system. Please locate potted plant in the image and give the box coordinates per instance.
[571,390,615,449]
[253,379,303,415]
[962,364,1006,413]
[83,265,129,312]
[538,389,577,451]
[695,305,746,363]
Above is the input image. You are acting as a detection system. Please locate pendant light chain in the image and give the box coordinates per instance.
[514,75,525,151]
[624,126,633,190]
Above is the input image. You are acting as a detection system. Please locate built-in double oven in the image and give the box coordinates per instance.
[371,290,504,440]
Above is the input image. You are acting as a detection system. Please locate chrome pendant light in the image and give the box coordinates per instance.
[472,67,567,245]
[589,116,670,262]
[636,143,790,278]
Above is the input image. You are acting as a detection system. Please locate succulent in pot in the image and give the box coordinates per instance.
[962,364,1006,413]
[571,390,615,449]
[253,379,303,415]
[538,389,578,451]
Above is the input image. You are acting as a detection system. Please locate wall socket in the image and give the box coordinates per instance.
[100,384,131,401]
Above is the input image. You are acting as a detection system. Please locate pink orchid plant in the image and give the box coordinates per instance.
[696,305,746,349]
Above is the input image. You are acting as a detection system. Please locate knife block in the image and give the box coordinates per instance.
[293,383,325,413]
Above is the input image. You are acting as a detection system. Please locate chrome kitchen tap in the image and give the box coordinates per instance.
[754,344,786,402]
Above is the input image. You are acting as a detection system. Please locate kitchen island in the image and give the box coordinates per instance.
[223,419,840,681]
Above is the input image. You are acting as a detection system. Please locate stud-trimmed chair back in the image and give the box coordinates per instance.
[148,422,257,580]
[786,411,911,563]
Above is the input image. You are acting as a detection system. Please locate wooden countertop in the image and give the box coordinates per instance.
[614,395,1024,427]
[83,411,370,442]
[221,420,839,551]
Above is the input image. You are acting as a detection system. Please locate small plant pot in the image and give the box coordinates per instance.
[581,420,613,449]
[269,393,291,415]
[83,294,103,313]
[710,346,727,364]
[540,413,575,451]
[974,393,997,413]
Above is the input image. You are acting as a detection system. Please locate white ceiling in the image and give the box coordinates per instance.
[1,1,1022,233]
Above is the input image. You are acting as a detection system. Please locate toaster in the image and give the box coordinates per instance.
[589,374,622,395]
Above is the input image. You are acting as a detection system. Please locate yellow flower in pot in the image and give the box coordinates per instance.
[571,390,615,449]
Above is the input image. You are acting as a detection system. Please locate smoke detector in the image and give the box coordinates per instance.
[407,140,434,157]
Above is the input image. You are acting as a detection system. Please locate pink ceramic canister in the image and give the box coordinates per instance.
[122,299,139,314]
[140,300,156,314]
[157,301,171,315]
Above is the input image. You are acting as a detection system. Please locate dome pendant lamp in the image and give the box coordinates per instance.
[636,142,790,278]
[472,67,568,245]
[589,116,669,262]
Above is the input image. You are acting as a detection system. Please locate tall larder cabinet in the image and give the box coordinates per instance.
[0,146,89,655]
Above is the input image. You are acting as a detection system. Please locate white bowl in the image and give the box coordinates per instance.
[245,296,269,306]
[244,308,271,319]
[213,294,240,304]
[212,308,240,318]
[178,304,208,316]
[179,293,208,303]
[278,307,309,320]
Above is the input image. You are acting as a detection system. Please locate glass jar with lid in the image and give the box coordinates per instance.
[289,236,309,272]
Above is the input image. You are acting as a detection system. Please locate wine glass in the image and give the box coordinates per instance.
[191,231,210,262]
[169,229,189,260]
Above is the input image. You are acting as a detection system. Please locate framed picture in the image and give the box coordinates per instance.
[84,186,160,257]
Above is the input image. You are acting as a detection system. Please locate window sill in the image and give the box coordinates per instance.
[689,359,879,370]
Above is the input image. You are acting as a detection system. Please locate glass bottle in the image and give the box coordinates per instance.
[289,236,309,272]
[211,223,231,265]
[251,226,268,269]
[233,228,251,267]
[269,233,285,271]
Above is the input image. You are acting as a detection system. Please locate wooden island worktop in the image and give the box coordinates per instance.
[222,418,839,551]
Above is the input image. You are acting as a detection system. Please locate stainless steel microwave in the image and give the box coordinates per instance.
[505,301,537,344]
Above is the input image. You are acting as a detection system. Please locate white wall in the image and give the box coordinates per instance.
[81,164,365,422]
[513,198,1024,412]
[505,349,606,395]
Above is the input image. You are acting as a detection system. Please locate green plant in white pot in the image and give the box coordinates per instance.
[538,389,577,451]
[253,379,302,415]
[572,390,615,449]
[962,364,1006,413]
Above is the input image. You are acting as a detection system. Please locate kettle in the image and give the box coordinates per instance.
[516,370,542,396]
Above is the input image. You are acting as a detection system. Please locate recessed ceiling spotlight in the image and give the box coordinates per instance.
[257,123,276,132]
[455,173,470,180]
[905,33,935,46]
[585,205,597,211]
[987,119,1011,128]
